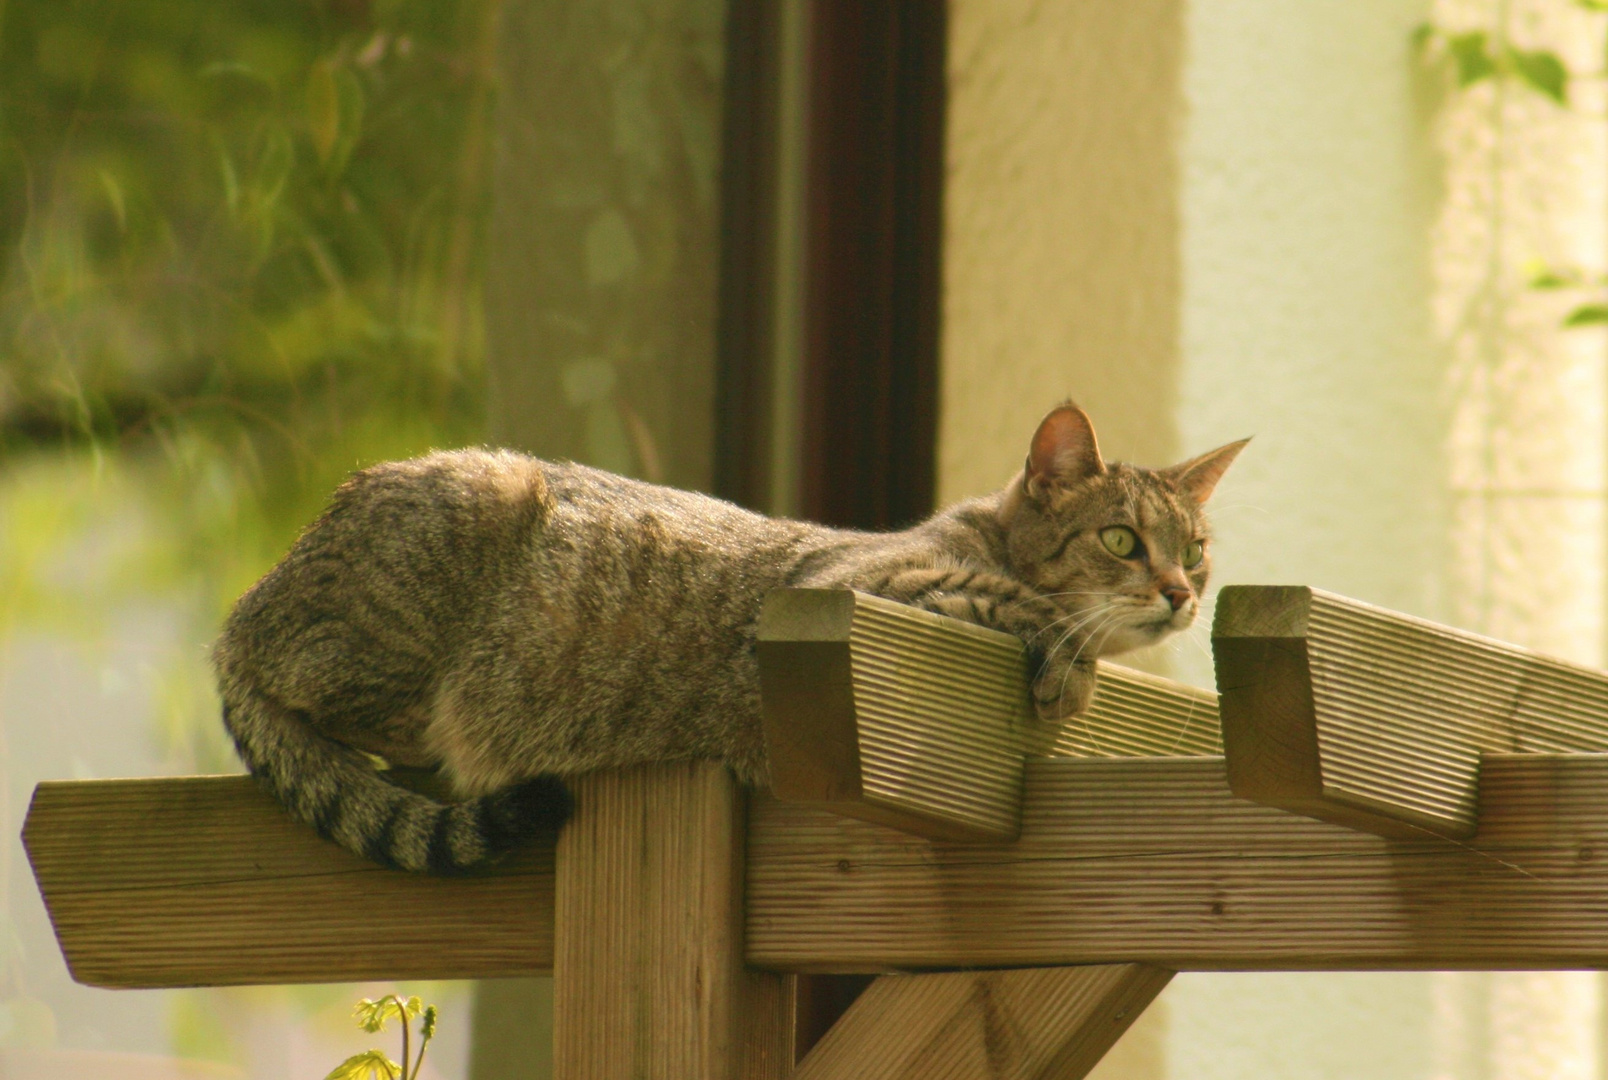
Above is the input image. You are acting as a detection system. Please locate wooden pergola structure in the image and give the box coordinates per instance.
[25,585,1608,1078]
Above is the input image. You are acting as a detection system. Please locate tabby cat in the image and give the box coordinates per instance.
[213,403,1245,872]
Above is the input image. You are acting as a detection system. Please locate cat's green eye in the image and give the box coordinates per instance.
[1099,526,1139,559]
[1183,539,1205,568]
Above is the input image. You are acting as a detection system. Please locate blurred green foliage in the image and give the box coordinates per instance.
[0,0,497,762]
[0,0,494,1066]
[1417,3,1608,329]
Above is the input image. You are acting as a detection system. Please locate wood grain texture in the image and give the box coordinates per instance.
[758,588,1033,842]
[757,590,1222,845]
[1053,663,1221,758]
[1214,585,1608,839]
[792,965,1173,1080]
[22,775,554,988]
[552,763,791,1080]
[746,753,1608,972]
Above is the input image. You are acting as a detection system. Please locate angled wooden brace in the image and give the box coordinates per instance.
[791,965,1173,1080]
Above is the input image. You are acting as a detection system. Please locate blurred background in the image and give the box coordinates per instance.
[3,0,1607,1077]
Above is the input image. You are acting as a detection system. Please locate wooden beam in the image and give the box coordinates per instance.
[22,775,553,988]
[37,751,1608,985]
[552,763,793,1080]
[757,589,1221,844]
[791,965,1173,1080]
[745,753,1608,972]
[1212,585,1608,839]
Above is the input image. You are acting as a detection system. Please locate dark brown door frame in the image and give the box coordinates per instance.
[716,0,944,531]
[716,0,948,1062]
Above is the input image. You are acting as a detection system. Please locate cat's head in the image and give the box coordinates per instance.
[998,402,1248,657]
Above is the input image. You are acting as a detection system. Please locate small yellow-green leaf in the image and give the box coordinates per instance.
[1524,258,1577,290]
[325,1049,401,1080]
[354,997,392,1033]
[98,169,127,234]
[1448,31,1496,87]
[1564,303,1608,327]
[1507,47,1568,104]
[403,996,423,1018]
[307,60,340,162]
[1409,22,1436,53]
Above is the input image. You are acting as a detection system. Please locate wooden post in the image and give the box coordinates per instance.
[552,762,792,1080]
[791,965,1173,1080]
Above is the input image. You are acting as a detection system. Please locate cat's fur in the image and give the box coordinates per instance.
[213,404,1246,872]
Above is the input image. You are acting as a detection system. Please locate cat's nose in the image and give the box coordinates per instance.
[1161,585,1193,612]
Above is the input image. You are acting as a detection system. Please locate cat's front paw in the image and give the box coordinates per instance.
[1032,657,1097,725]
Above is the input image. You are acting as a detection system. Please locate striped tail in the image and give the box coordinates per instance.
[221,689,571,873]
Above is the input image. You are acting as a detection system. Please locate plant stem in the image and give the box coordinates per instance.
[412,1031,432,1080]
[397,997,412,1080]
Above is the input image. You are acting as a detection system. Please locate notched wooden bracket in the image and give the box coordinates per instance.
[757,588,1034,842]
[1213,584,1608,840]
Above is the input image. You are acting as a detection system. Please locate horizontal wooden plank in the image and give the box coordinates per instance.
[1213,586,1608,839]
[745,753,1608,972]
[36,751,1608,987]
[23,775,554,988]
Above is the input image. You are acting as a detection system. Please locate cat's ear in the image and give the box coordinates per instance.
[1162,438,1250,505]
[1025,403,1105,497]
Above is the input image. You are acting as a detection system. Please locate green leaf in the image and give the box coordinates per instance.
[1523,258,1578,289]
[325,1050,401,1080]
[307,60,341,163]
[1507,47,1568,104]
[354,997,395,1033]
[403,996,423,1018]
[1410,22,1436,53]
[1448,31,1496,87]
[1564,304,1608,327]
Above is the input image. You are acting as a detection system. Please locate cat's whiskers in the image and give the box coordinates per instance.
[1037,601,1123,658]
[1056,608,1131,756]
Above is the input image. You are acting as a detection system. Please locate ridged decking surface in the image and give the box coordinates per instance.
[1215,585,1608,838]
[1054,664,1221,758]
[758,589,1223,842]
[758,589,1033,841]
[848,593,1036,837]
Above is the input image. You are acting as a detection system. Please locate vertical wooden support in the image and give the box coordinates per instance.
[553,762,793,1080]
[790,964,1173,1080]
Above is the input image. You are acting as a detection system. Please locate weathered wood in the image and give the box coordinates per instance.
[757,589,1221,844]
[1213,585,1608,839]
[792,965,1173,1080]
[552,763,792,1080]
[22,776,553,988]
[745,753,1608,972]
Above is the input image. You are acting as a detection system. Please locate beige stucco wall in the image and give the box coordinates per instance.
[937,0,1604,1077]
[939,0,1184,503]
